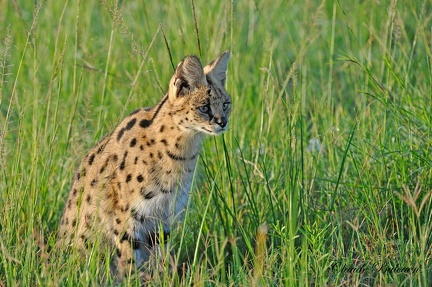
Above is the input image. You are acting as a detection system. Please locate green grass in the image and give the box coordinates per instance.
[1,0,431,285]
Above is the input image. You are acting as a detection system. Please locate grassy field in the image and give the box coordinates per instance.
[1,0,431,285]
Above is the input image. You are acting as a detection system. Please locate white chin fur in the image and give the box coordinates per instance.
[201,126,227,135]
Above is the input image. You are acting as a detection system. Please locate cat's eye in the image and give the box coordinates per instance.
[198,105,210,113]
[222,102,231,111]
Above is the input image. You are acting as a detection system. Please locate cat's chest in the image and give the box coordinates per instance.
[131,167,193,227]
[125,143,198,223]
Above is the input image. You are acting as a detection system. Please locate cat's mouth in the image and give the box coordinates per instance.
[201,125,228,135]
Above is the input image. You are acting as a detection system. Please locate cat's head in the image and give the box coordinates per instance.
[168,51,231,135]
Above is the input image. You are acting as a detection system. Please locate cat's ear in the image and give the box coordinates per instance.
[169,55,206,99]
[204,51,230,86]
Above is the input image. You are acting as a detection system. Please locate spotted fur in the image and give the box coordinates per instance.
[58,51,231,279]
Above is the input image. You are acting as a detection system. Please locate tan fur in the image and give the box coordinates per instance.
[58,51,231,279]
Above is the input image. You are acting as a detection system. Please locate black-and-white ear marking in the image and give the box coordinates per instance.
[204,50,230,86]
[172,55,206,97]
[173,76,191,97]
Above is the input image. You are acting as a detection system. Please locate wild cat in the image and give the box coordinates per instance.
[58,51,231,279]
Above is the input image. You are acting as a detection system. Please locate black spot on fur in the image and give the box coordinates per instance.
[141,96,168,127]
[125,118,137,131]
[131,208,145,222]
[126,174,132,183]
[117,129,125,141]
[131,208,137,217]
[137,174,144,182]
[166,150,187,161]
[72,219,77,227]
[140,119,152,128]
[160,139,168,146]
[127,258,135,264]
[134,157,138,164]
[113,199,119,208]
[72,189,78,196]
[120,232,140,249]
[146,139,155,146]
[140,187,155,200]
[158,151,163,160]
[90,179,97,187]
[112,154,118,162]
[88,154,95,165]
[121,203,129,213]
[86,194,92,204]
[132,241,140,249]
[97,146,104,154]
[97,141,107,154]
[116,248,122,257]
[120,151,128,170]
[129,108,141,115]
[160,125,165,133]
[116,218,121,224]
[130,138,137,147]
[145,191,154,200]
[120,232,131,242]
[140,145,144,150]
[113,229,119,236]
[117,118,137,141]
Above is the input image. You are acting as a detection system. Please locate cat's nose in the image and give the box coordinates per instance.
[215,116,227,128]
